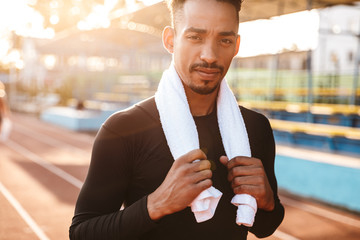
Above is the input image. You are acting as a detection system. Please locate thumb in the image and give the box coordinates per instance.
[219,156,229,166]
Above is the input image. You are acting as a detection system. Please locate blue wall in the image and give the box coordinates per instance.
[275,154,360,213]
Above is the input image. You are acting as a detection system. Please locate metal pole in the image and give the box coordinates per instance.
[271,53,280,101]
[270,0,284,102]
[306,0,314,122]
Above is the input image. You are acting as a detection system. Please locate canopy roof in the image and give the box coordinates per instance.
[38,0,359,56]
[115,0,359,31]
[241,0,359,22]
[37,27,166,56]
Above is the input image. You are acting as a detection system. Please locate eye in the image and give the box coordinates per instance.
[221,38,233,45]
[187,35,202,41]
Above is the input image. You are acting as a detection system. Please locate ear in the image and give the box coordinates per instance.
[234,35,241,56]
[162,26,175,54]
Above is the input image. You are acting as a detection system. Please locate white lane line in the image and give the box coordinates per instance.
[274,230,301,240]
[7,125,360,235]
[6,143,302,240]
[4,140,302,240]
[13,124,91,156]
[0,181,50,240]
[281,196,360,228]
[5,140,83,189]
[13,115,95,144]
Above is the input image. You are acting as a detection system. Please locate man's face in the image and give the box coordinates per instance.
[168,0,240,95]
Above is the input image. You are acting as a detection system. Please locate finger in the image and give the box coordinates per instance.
[194,178,213,192]
[227,156,261,170]
[192,169,212,183]
[228,165,264,181]
[194,159,211,172]
[233,184,260,195]
[231,176,263,189]
[177,149,207,164]
[219,156,228,166]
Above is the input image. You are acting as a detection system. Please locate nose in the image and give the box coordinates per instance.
[200,40,218,64]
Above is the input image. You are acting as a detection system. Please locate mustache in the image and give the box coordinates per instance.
[190,62,224,73]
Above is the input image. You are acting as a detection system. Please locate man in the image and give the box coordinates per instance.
[69,0,284,239]
[0,81,11,141]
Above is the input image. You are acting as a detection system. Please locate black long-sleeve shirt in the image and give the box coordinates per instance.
[70,97,284,239]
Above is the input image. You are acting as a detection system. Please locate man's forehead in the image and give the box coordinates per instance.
[183,0,237,17]
[176,0,239,33]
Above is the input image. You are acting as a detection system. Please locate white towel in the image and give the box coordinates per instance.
[155,64,257,226]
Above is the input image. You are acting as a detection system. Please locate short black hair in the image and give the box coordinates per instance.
[165,0,243,27]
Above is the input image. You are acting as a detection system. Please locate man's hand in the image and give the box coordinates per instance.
[219,156,275,211]
[147,149,212,220]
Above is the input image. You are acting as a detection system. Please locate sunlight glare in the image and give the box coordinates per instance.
[50,15,60,25]
[104,0,118,11]
[43,55,57,70]
[139,0,162,6]
[0,39,11,60]
[0,0,54,38]
[238,10,319,57]
[77,2,115,30]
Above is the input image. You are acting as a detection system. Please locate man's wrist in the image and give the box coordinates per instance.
[147,193,167,221]
[262,195,275,211]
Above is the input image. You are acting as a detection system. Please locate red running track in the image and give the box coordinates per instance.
[1,113,359,240]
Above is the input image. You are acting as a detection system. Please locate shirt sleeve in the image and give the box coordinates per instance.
[248,113,285,238]
[69,120,158,239]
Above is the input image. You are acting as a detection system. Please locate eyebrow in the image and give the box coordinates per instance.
[219,31,237,37]
[184,27,206,34]
[184,27,237,37]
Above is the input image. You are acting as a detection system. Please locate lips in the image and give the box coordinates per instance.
[195,67,221,80]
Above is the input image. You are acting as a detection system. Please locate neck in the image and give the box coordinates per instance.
[183,84,219,117]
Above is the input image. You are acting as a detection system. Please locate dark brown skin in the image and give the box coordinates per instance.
[148,149,213,220]
[219,156,275,211]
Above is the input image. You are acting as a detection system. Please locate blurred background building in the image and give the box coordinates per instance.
[0,1,358,109]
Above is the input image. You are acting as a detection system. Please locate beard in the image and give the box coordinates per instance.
[187,80,220,95]
[188,61,224,95]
